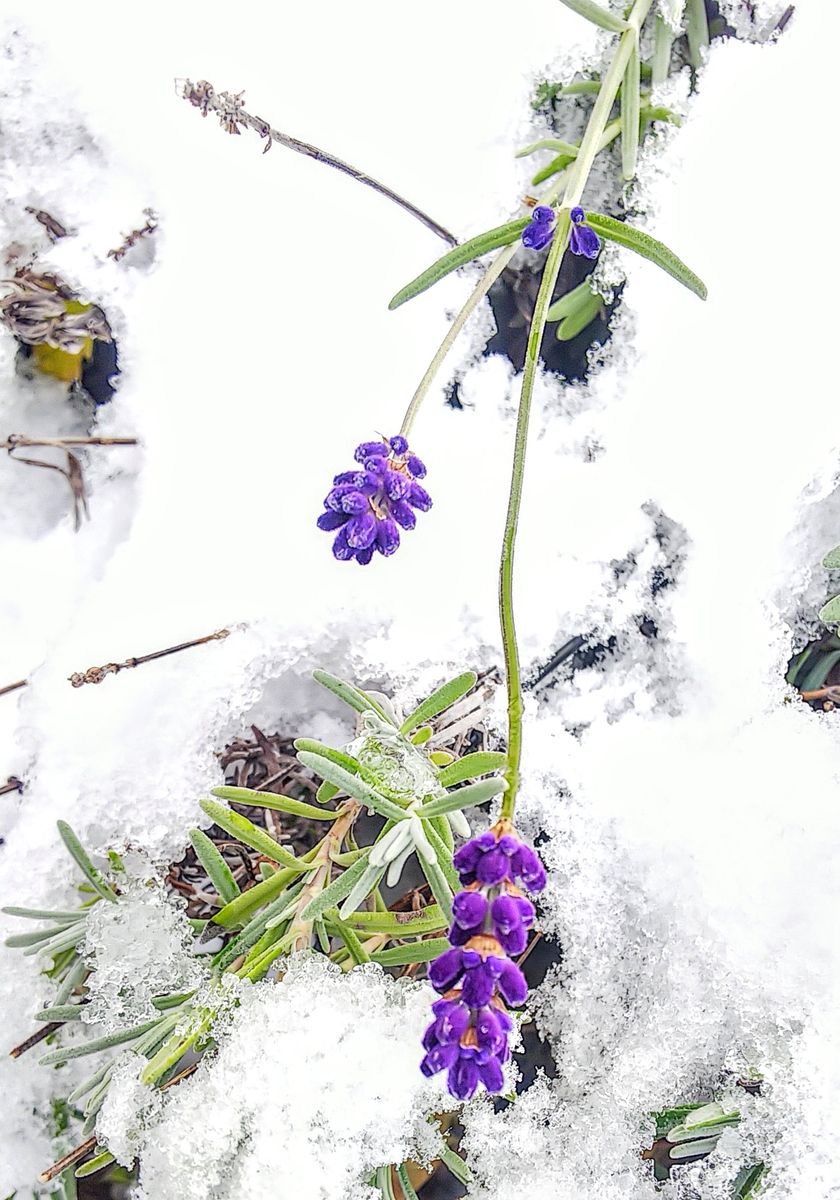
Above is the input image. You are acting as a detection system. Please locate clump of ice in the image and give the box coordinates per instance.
[82,878,207,1030]
[98,957,445,1200]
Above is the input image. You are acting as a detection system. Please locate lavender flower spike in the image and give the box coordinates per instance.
[421,819,545,1099]
[569,206,600,259]
[317,434,430,563]
[521,205,556,251]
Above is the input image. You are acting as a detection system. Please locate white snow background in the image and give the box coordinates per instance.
[1,1,839,1197]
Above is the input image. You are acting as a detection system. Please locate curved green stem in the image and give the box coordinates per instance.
[499,0,654,819]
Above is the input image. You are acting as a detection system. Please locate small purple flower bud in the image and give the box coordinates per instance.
[390,500,416,530]
[477,1056,504,1092]
[325,484,355,511]
[569,208,600,259]
[428,947,464,992]
[375,517,400,557]
[356,546,374,565]
[490,894,523,935]
[389,435,409,454]
[363,455,388,475]
[452,891,488,931]
[420,1042,459,1077]
[408,482,432,512]
[354,440,387,463]
[532,206,555,224]
[497,959,528,1007]
[475,847,512,886]
[407,454,426,478]
[317,510,349,532]
[333,470,360,485]
[340,490,368,515]
[435,999,471,1043]
[497,923,528,956]
[384,469,410,501]
[474,1006,507,1055]
[449,1056,480,1100]
[461,957,503,1007]
[522,221,555,251]
[332,527,355,561]
[512,845,547,893]
[346,512,377,549]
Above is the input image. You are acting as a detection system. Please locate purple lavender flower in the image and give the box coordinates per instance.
[569,206,600,259]
[521,205,556,251]
[421,821,545,1099]
[317,435,430,563]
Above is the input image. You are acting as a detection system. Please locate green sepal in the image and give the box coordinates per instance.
[56,822,118,902]
[414,776,506,819]
[198,798,307,870]
[311,670,395,724]
[295,752,407,823]
[584,212,708,300]
[371,937,451,966]
[189,829,241,904]
[389,224,529,311]
[557,0,630,32]
[212,784,335,821]
[399,671,477,734]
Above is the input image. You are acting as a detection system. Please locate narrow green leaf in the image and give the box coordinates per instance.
[295,752,407,823]
[546,279,596,323]
[585,212,707,300]
[212,864,303,929]
[312,670,395,724]
[300,851,373,923]
[212,785,334,821]
[151,990,197,1010]
[823,546,840,569]
[731,1163,768,1199]
[651,14,675,85]
[430,813,454,854]
[198,798,307,870]
[437,751,506,788]
[38,1004,85,1021]
[418,857,453,922]
[54,958,88,1007]
[344,906,447,935]
[560,80,602,95]
[189,829,240,904]
[293,739,366,777]
[389,224,529,311]
[22,924,86,957]
[686,0,710,69]
[2,907,85,921]
[516,137,579,159]
[415,776,506,819]
[317,780,340,804]
[212,880,305,970]
[6,925,80,949]
[400,671,477,734]
[327,913,371,964]
[371,937,451,966]
[422,820,460,894]
[75,1151,115,1179]
[410,725,433,746]
[396,1164,420,1200]
[439,1146,472,1186]
[531,155,574,187]
[797,646,840,687]
[558,0,630,32]
[556,292,603,341]
[56,822,118,902]
[621,39,641,181]
[39,1017,165,1064]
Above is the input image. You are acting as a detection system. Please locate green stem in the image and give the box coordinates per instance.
[499,0,653,819]
[686,0,710,70]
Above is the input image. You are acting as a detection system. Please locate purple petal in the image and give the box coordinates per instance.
[356,470,382,496]
[569,223,600,259]
[384,469,410,501]
[428,947,464,992]
[355,546,374,566]
[346,511,377,549]
[375,517,400,557]
[497,960,528,1007]
[498,925,528,955]
[512,845,546,893]
[452,891,488,931]
[461,961,498,1007]
[354,440,387,463]
[475,848,511,886]
[407,482,432,512]
[325,484,355,511]
[339,490,369,515]
[363,455,389,475]
[532,206,555,225]
[490,895,522,935]
[477,1056,504,1093]
[407,454,426,478]
[317,509,350,532]
[435,1001,471,1044]
[333,470,360,485]
[389,435,409,455]
[448,922,471,946]
[570,206,585,224]
[332,527,355,562]
[421,1042,459,1077]
[522,222,555,251]
[474,1007,507,1055]
[448,1056,480,1100]
[390,500,416,531]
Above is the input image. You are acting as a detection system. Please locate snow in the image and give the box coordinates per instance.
[1,0,838,1197]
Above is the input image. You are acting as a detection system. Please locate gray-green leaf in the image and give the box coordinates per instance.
[584,212,707,300]
[389,224,529,311]
[558,0,630,32]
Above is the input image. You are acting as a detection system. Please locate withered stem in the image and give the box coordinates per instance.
[39,1137,97,1183]
[0,679,27,698]
[69,628,231,688]
[9,1021,62,1059]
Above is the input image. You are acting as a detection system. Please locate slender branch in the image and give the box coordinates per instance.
[1,435,137,450]
[499,0,654,818]
[0,776,23,796]
[9,1021,63,1059]
[0,678,27,698]
[39,1137,97,1184]
[180,79,456,247]
[68,628,231,688]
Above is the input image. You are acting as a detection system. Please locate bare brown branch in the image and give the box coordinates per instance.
[68,628,231,688]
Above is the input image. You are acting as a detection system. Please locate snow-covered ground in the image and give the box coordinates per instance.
[2,1,839,1197]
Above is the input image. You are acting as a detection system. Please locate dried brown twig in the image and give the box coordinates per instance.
[0,678,27,699]
[180,78,457,247]
[2,435,138,532]
[0,777,23,796]
[108,209,159,262]
[68,628,232,688]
